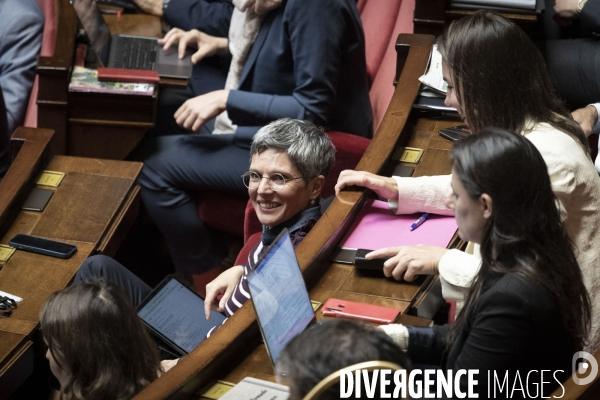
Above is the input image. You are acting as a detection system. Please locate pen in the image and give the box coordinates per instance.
[410,213,430,231]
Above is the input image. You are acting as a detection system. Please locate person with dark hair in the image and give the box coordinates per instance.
[381,128,590,397]
[275,319,411,400]
[40,279,161,400]
[75,118,333,316]
[336,11,600,352]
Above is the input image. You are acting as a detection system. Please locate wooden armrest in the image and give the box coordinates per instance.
[36,0,77,106]
[0,128,54,240]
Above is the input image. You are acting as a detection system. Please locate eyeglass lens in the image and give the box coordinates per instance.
[243,172,287,191]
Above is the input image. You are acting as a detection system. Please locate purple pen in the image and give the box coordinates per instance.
[410,213,430,231]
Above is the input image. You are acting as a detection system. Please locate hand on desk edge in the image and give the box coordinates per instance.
[335,170,399,200]
[367,245,448,282]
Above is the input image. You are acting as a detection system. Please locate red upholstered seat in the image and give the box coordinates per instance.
[24,0,57,128]
[198,0,415,242]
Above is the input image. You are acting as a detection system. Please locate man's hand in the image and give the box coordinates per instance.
[174,90,230,132]
[572,105,598,137]
[366,245,449,281]
[554,0,583,19]
[335,170,399,199]
[204,266,244,319]
[158,28,228,64]
[134,0,164,16]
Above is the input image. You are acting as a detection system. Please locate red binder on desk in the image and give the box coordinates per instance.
[97,68,160,83]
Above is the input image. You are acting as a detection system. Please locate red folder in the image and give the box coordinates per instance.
[97,68,160,83]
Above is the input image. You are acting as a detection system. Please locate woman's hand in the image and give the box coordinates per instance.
[204,266,244,319]
[158,28,228,64]
[174,90,230,132]
[572,105,598,137]
[367,245,449,281]
[335,170,399,200]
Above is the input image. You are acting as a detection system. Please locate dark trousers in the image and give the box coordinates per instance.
[74,255,151,307]
[137,134,249,274]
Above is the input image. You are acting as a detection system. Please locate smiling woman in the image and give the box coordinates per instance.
[203,118,334,329]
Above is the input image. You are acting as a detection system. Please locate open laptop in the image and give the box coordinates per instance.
[72,0,193,79]
[137,275,227,357]
[247,229,316,364]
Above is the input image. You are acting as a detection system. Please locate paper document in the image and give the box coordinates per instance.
[219,377,289,400]
[419,45,447,95]
[340,199,458,250]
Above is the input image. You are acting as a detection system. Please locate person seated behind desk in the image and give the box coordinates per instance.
[40,279,161,400]
[336,10,600,352]
[381,128,590,398]
[74,118,333,324]
[0,0,44,179]
[275,319,412,400]
[136,0,371,295]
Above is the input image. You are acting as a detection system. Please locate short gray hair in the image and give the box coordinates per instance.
[250,119,335,184]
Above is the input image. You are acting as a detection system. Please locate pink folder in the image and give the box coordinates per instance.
[340,199,458,250]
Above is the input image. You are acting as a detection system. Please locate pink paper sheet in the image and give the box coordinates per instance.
[340,199,458,250]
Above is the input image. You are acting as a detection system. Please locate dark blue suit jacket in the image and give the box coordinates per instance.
[166,0,372,148]
[406,272,574,399]
[164,0,233,36]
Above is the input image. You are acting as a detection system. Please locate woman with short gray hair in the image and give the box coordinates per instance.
[204,119,334,332]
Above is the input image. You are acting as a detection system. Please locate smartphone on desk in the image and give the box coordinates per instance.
[322,298,400,324]
[9,234,77,259]
[439,125,471,142]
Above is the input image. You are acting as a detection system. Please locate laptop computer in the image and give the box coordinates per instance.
[72,0,193,79]
[137,275,227,357]
[247,229,316,364]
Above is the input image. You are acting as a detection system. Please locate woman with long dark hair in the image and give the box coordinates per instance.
[40,279,161,399]
[336,11,600,351]
[383,128,590,397]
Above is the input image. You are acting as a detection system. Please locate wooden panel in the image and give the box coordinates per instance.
[103,13,162,37]
[414,0,538,38]
[37,0,78,154]
[32,173,132,243]
[0,331,28,368]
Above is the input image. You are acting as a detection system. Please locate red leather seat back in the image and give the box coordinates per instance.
[361,0,402,83]
[364,0,415,132]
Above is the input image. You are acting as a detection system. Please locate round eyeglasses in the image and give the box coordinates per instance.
[241,171,304,191]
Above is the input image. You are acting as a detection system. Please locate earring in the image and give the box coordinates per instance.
[310,199,316,205]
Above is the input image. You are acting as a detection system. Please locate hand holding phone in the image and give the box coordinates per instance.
[9,234,77,259]
[321,298,400,324]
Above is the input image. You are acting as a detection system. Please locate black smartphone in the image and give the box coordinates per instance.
[439,125,471,142]
[9,234,77,259]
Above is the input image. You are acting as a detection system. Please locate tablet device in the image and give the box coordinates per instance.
[247,229,316,364]
[137,275,226,357]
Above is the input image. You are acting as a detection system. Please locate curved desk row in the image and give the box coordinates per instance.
[0,128,143,397]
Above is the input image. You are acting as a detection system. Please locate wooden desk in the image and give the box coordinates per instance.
[0,128,143,398]
[414,0,539,38]
[36,0,185,159]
